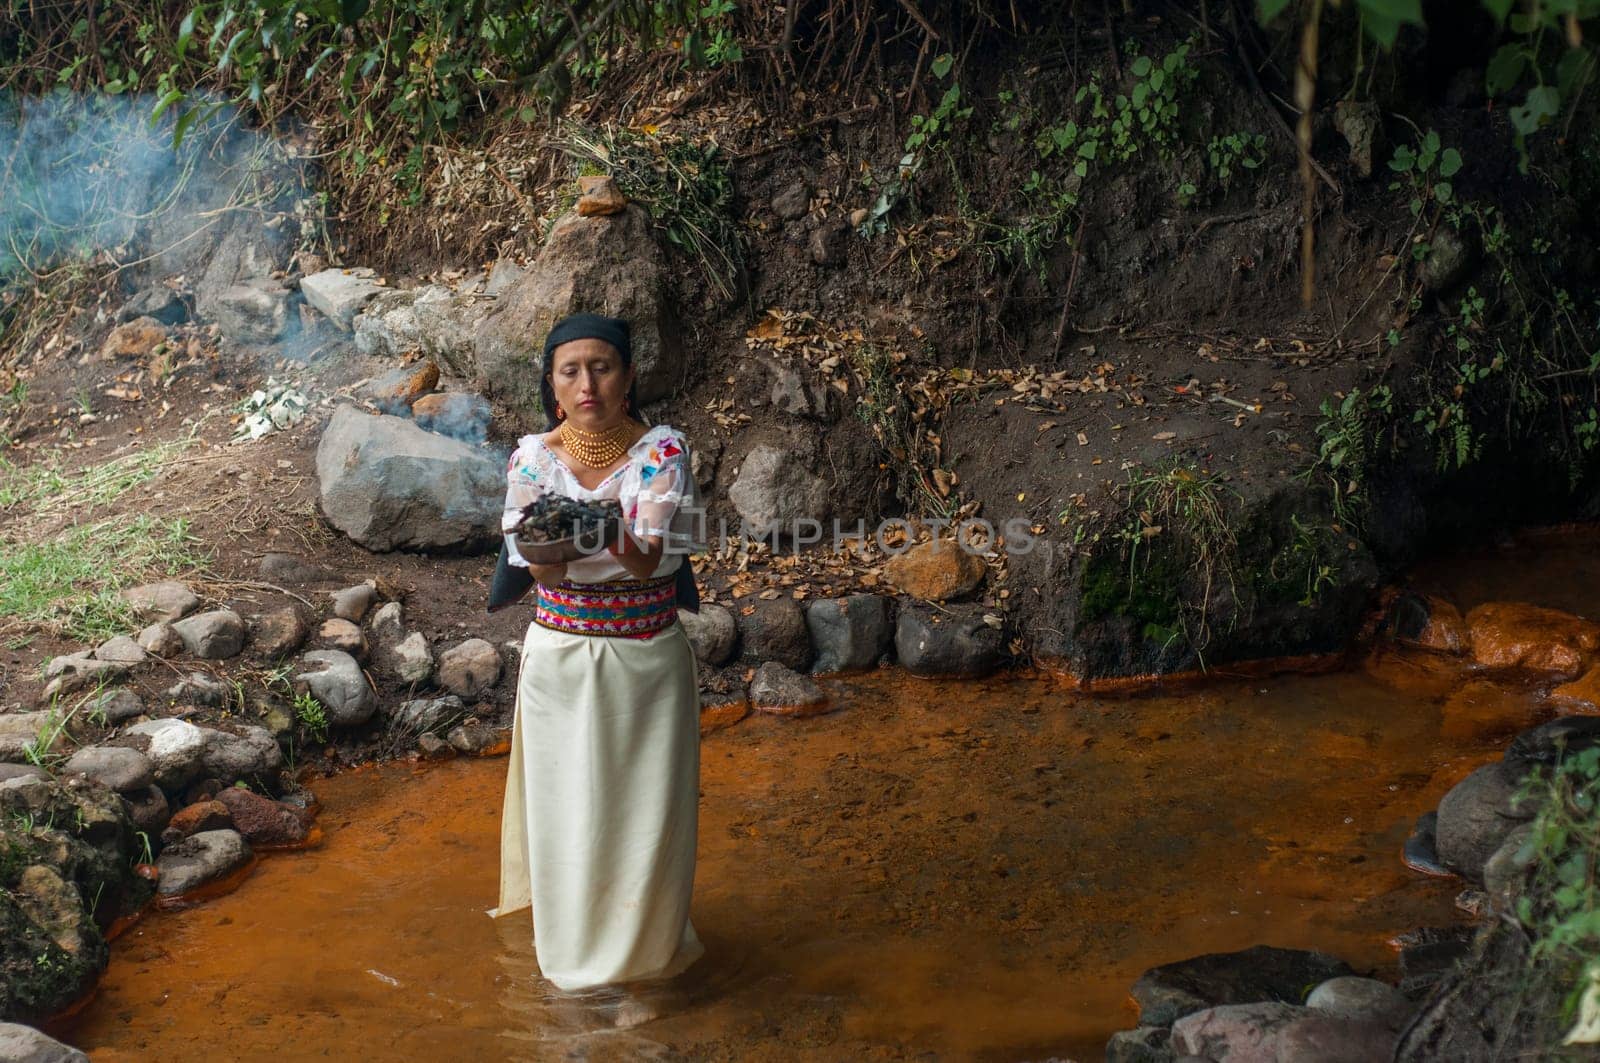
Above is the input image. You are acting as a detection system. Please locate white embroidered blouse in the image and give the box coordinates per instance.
[501,424,701,583]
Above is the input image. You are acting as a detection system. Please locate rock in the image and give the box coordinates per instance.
[446,720,506,756]
[212,787,310,847]
[1171,1001,1395,1063]
[199,723,282,782]
[250,606,311,658]
[770,181,810,221]
[0,712,59,762]
[1386,592,1467,654]
[154,828,252,896]
[806,595,892,673]
[483,258,525,297]
[680,603,737,666]
[768,362,834,421]
[116,718,208,788]
[408,286,478,375]
[117,286,188,326]
[895,605,1003,678]
[171,609,246,659]
[92,635,148,665]
[1466,601,1600,678]
[192,219,288,329]
[354,289,423,358]
[61,747,154,793]
[474,205,683,415]
[883,540,987,601]
[1420,226,1473,295]
[330,583,378,623]
[211,280,289,343]
[315,618,369,659]
[388,632,434,685]
[316,406,503,552]
[412,392,492,443]
[122,784,169,834]
[258,552,333,584]
[699,692,749,735]
[370,601,406,642]
[437,638,502,699]
[1435,761,1536,881]
[39,657,128,701]
[1551,663,1600,713]
[98,316,167,361]
[728,444,831,535]
[1333,98,1380,178]
[808,219,851,266]
[1402,811,1448,876]
[418,733,455,759]
[163,799,233,842]
[1105,1026,1173,1063]
[1506,715,1600,767]
[0,764,48,784]
[1482,823,1535,911]
[1439,679,1542,741]
[388,695,465,735]
[165,671,230,708]
[364,361,439,414]
[1396,925,1474,990]
[300,267,385,330]
[294,650,376,727]
[738,598,813,671]
[137,622,186,658]
[1131,945,1355,1027]
[6,865,109,1025]
[576,174,627,216]
[1306,976,1413,1030]
[750,662,829,717]
[0,1022,92,1062]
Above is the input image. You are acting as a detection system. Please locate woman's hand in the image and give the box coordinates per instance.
[607,527,665,580]
[528,561,568,587]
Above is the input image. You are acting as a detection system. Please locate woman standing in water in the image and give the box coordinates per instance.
[488,313,704,996]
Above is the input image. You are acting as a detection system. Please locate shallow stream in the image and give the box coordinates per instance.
[58,531,1599,1061]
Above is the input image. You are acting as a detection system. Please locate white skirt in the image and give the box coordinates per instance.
[493,618,703,991]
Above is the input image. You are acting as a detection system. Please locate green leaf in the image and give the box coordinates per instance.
[931,53,954,79]
[150,87,184,122]
[1483,0,1514,24]
[1486,44,1528,95]
[176,9,197,58]
[1434,182,1453,204]
[1257,0,1293,23]
[1388,145,1415,172]
[1423,130,1441,154]
[1131,56,1152,77]
[1439,147,1463,177]
[1132,83,1149,108]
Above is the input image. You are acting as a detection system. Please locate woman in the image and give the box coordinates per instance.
[489,312,704,995]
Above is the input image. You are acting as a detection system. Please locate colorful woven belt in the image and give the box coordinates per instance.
[533,575,678,639]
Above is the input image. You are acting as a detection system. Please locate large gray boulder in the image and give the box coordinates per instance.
[294,650,377,727]
[806,594,892,673]
[474,206,683,425]
[115,718,208,789]
[0,1023,91,1062]
[61,746,154,794]
[199,723,283,782]
[316,405,503,552]
[894,605,1004,679]
[680,603,737,666]
[737,598,813,671]
[1131,945,1355,1028]
[1435,762,1536,881]
[1171,1001,1395,1062]
[192,218,288,328]
[728,444,831,536]
[210,280,289,344]
[155,829,253,896]
[300,267,385,330]
[437,639,502,699]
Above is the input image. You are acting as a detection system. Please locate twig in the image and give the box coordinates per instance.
[1050,210,1091,358]
[201,579,314,609]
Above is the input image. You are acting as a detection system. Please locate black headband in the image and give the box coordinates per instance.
[542,313,632,364]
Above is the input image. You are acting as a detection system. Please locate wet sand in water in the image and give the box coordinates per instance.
[60,644,1514,1062]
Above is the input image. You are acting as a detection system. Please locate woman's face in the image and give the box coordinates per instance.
[547,338,633,427]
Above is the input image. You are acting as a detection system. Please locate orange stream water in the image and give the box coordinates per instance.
[58,535,1590,1062]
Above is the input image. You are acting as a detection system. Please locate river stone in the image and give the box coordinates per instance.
[388,695,465,735]
[118,718,208,788]
[446,720,506,756]
[1171,1001,1396,1062]
[1435,762,1536,881]
[1402,810,1448,876]
[213,787,310,847]
[1465,601,1600,678]
[122,784,170,834]
[749,662,829,717]
[250,606,311,659]
[894,605,1003,678]
[199,723,283,782]
[300,267,384,329]
[138,622,186,658]
[883,539,987,602]
[316,405,503,552]
[437,639,502,699]
[155,828,252,896]
[122,580,200,623]
[0,712,57,762]
[172,609,246,659]
[680,603,737,666]
[1131,945,1355,1027]
[1551,662,1600,712]
[370,601,405,642]
[388,632,434,685]
[1506,715,1600,767]
[699,691,749,735]
[1105,1025,1173,1063]
[80,688,143,727]
[1306,976,1413,1030]
[1385,592,1468,654]
[728,444,832,535]
[418,733,455,760]
[93,635,148,665]
[474,205,683,418]
[39,657,128,701]
[1482,823,1536,911]
[0,1022,91,1062]
[315,618,369,659]
[61,746,154,794]
[294,650,376,727]
[737,598,813,671]
[805,594,892,673]
[332,582,378,622]
[163,799,233,843]
[166,671,230,709]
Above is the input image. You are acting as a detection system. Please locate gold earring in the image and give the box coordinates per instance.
[556,403,566,420]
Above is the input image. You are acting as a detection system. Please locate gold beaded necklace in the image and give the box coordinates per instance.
[560,419,635,469]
